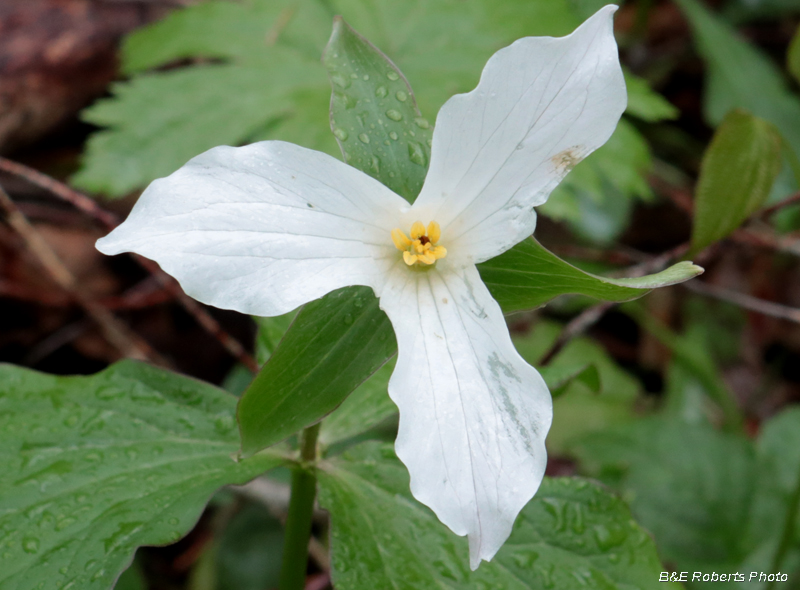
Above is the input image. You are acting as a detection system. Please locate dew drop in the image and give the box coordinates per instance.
[414,117,430,129]
[22,537,39,554]
[333,128,349,141]
[349,72,358,79]
[168,517,179,526]
[59,567,68,575]
[91,569,105,582]
[330,73,350,88]
[362,74,370,80]
[512,549,539,568]
[215,414,235,434]
[389,131,398,141]
[407,141,427,167]
[375,85,388,98]
[357,133,370,144]
[55,517,76,531]
[386,71,399,81]
[395,90,408,102]
[385,109,402,122]
[369,155,381,175]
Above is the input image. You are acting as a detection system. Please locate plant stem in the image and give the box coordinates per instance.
[766,464,800,590]
[279,423,321,590]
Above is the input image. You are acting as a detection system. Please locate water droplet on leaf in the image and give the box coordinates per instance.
[357,133,370,144]
[385,109,402,122]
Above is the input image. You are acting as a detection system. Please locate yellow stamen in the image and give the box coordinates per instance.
[427,221,441,244]
[391,229,412,250]
[391,220,447,267]
[431,246,447,259]
[410,221,426,240]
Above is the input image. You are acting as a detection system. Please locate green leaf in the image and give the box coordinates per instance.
[539,363,601,398]
[253,311,297,365]
[572,411,800,585]
[789,24,800,85]
[74,0,656,216]
[478,237,704,314]
[319,358,397,447]
[628,307,742,429]
[323,18,432,203]
[0,362,285,590]
[317,442,671,589]
[690,110,782,253]
[214,503,285,590]
[572,418,757,575]
[676,0,800,157]
[513,321,642,454]
[114,562,145,590]
[238,287,396,456]
[544,119,654,243]
[623,71,680,122]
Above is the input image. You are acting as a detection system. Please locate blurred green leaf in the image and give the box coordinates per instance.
[690,110,782,254]
[238,287,396,456]
[0,362,285,590]
[676,0,800,157]
[513,321,643,454]
[539,363,601,397]
[215,503,284,590]
[319,358,397,447]
[543,119,653,242]
[114,561,145,590]
[572,418,757,577]
[624,71,680,122]
[323,17,432,203]
[74,0,663,232]
[630,308,742,429]
[479,237,703,314]
[318,442,672,589]
[789,24,800,84]
[573,410,800,587]
[253,311,297,365]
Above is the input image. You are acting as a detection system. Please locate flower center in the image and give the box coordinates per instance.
[391,221,447,266]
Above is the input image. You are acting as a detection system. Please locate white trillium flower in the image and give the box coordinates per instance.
[97,5,626,569]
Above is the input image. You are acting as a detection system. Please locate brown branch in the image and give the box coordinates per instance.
[760,190,800,218]
[0,185,167,364]
[684,280,800,324]
[539,301,616,365]
[0,156,259,372]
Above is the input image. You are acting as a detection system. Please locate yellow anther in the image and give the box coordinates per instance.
[391,220,447,267]
[391,228,412,250]
[427,221,441,244]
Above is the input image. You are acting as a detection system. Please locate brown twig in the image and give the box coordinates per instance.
[0,156,259,372]
[760,190,800,218]
[0,185,167,364]
[684,280,800,324]
[539,301,616,365]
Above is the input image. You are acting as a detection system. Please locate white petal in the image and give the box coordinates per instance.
[377,263,552,569]
[412,6,626,263]
[97,141,410,316]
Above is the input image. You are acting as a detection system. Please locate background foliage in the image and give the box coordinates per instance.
[1,0,800,588]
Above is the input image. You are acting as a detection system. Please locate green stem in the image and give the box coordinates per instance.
[766,465,800,590]
[279,423,321,590]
